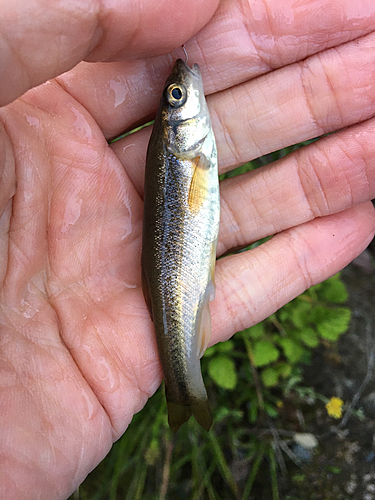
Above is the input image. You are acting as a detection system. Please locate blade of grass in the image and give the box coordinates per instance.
[241,442,266,500]
[109,414,153,499]
[125,436,150,500]
[207,430,239,498]
[190,425,201,500]
[199,446,221,500]
[242,335,265,416]
[133,465,148,500]
[159,436,173,500]
[268,448,280,500]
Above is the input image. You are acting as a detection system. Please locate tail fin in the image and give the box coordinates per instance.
[167,400,213,432]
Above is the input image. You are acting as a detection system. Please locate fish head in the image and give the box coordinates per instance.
[160,59,211,157]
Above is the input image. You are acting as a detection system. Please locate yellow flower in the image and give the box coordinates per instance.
[276,400,283,408]
[325,397,344,419]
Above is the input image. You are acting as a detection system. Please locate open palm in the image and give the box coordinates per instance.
[1,1,375,499]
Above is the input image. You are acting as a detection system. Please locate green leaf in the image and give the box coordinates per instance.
[261,367,279,387]
[299,327,319,348]
[279,309,290,322]
[215,340,235,353]
[264,403,278,418]
[326,466,341,474]
[204,344,218,358]
[261,361,293,388]
[290,301,311,329]
[276,362,292,378]
[312,306,351,341]
[243,323,265,339]
[320,276,348,303]
[309,282,323,294]
[278,338,305,363]
[208,355,237,389]
[252,340,280,367]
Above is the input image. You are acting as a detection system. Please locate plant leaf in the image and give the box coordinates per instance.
[252,340,280,367]
[216,340,235,352]
[290,301,311,329]
[261,367,279,387]
[208,355,237,389]
[312,306,351,341]
[278,338,305,363]
[243,323,265,339]
[299,327,319,348]
[319,274,348,303]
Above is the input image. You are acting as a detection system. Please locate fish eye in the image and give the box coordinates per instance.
[166,84,187,107]
[172,87,182,99]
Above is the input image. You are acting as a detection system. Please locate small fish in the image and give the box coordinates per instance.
[141,59,220,432]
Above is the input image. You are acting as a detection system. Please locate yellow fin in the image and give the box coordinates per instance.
[188,155,209,215]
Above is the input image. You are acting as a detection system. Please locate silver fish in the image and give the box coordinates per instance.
[141,59,220,432]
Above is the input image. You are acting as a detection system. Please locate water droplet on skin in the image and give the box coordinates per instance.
[80,386,96,420]
[81,343,120,394]
[26,115,41,129]
[71,107,94,143]
[20,299,33,318]
[109,77,128,108]
[123,282,137,289]
[122,143,135,153]
[61,195,83,233]
[104,160,134,241]
[15,298,40,319]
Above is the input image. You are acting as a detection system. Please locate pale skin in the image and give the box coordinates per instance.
[1,0,375,498]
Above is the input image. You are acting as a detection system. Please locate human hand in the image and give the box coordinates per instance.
[1,0,374,499]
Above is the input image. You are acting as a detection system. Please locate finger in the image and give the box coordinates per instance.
[56,0,375,139]
[0,0,219,106]
[218,117,375,255]
[0,121,16,213]
[111,31,375,197]
[211,202,375,343]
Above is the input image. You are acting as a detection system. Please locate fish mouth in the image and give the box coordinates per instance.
[172,59,201,80]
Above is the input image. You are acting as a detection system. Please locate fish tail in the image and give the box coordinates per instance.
[167,400,213,432]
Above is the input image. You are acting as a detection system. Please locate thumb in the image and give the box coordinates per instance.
[0,0,219,106]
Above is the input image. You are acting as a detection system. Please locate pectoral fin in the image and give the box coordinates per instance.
[188,155,210,215]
